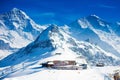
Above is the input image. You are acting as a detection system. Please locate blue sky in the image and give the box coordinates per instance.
[0,0,120,25]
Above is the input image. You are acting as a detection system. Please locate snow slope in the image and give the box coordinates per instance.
[2,69,108,80]
[4,66,120,80]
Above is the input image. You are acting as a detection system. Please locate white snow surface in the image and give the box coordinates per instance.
[3,66,120,80]
[3,69,105,80]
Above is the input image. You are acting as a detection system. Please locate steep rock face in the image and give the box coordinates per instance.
[0,25,119,67]
[68,15,120,58]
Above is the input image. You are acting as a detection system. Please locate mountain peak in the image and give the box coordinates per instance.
[69,14,102,29]
[10,8,30,19]
[0,8,36,30]
[86,15,102,21]
[117,22,120,25]
[0,8,30,21]
[35,24,59,42]
[10,8,23,15]
[47,24,58,32]
[11,8,21,12]
[89,14,100,19]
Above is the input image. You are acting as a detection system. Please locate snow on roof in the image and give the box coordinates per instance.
[40,53,87,65]
[48,61,54,64]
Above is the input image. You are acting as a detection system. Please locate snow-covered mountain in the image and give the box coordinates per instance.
[68,15,120,58]
[0,25,119,68]
[0,8,47,59]
[0,19,120,80]
[0,8,120,80]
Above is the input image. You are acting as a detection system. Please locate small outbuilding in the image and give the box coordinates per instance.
[114,72,120,80]
[96,62,104,67]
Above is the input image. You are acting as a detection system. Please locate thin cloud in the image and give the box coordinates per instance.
[99,4,116,9]
[39,12,55,17]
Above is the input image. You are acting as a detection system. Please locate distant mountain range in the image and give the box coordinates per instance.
[0,8,120,66]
